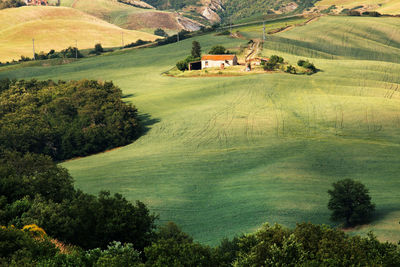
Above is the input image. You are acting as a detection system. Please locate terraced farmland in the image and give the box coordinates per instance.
[1,16,400,244]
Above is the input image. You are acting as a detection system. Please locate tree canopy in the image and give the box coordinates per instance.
[328,179,375,226]
[0,79,141,161]
[208,45,228,55]
[191,41,201,58]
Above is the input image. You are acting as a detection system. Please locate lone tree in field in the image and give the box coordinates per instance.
[328,179,375,227]
[154,28,168,37]
[191,41,201,58]
[94,43,104,54]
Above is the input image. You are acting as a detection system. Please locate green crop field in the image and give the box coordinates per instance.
[1,16,400,245]
[316,0,400,15]
[233,16,309,39]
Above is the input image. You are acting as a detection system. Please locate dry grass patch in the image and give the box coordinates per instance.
[0,6,157,61]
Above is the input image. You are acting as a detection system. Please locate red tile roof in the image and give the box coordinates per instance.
[201,55,236,61]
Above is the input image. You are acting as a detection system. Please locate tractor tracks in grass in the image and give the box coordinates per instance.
[187,89,250,150]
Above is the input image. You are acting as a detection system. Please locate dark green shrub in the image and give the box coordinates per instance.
[286,65,296,74]
[263,55,284,71]
[348,10,361,16]
[154,28,168,37]
[176,56,199,71]
[362,11,381,17]
[298,59,317,73]
[209,45,227,55]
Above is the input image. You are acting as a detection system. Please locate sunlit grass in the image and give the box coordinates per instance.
[1,16,400,245]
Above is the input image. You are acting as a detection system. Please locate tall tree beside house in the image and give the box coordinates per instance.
[208,45,227,55]
[191,41,201,58]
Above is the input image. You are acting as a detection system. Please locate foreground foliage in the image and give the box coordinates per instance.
[0,151,157,252]
[0,150,399,266]
[0,79,141,160]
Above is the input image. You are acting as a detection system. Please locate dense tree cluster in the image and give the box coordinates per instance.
[124,39,151,48]
[0,47,83,66]
[297,59,317,73]
[0,151,157,254]
[176,41,202,71]
[0,79,141,161]
[263,54,284,70]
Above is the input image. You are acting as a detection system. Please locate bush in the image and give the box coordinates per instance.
[298,59,317,73]
[176,60,188,71]
[60,47,83,58]
[0,226,57,265]
[348,10,361,16]
[362,11,381,17]
[124,39,150,48]
[154,28,168,37]
[176,55,199,72]
[216,30,231,36]
[263,55,284,71]
[286,65,296,74]
[90,43,105,55]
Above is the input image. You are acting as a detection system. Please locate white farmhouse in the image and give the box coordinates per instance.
[201,55,238,69]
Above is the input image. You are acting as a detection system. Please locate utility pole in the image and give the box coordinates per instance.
[75,40,78,59]
[32,38,36,60]
[263,21,266,41]
[121,32,124,47]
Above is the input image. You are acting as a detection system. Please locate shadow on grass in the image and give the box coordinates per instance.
[371,204,399,222]
[138,113,160,136]
[122,93,135,99]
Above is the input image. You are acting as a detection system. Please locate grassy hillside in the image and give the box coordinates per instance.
[316,0,400,15]
[262,16,400,63]
[58,0,184,32]
[0,6,157,62]
[1,16,400,245]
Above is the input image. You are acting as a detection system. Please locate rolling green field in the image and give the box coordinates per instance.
[1,16,400,244]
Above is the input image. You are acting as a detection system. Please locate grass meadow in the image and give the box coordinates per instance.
[1,16,400,244]
[0,6,157,62]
